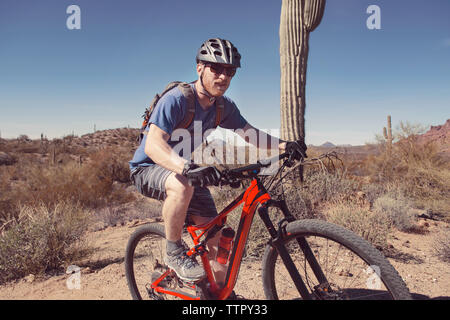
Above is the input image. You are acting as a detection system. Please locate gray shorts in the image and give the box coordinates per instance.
[130,165,218,222]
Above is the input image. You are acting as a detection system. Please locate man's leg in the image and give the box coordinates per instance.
[162,174,227,286]
[162,172,205,281]
[162,172,193,242]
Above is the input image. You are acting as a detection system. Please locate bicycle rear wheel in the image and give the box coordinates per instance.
[124,223,198,300]
[262,219,411,300]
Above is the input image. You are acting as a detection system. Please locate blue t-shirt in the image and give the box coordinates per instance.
[129,84,248,171]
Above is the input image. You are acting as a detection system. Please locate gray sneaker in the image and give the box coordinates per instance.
[164,247,205,282]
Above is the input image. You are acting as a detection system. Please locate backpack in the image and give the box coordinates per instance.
[138,81,225,144]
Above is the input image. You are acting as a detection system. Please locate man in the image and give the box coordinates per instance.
[129,38,306,284]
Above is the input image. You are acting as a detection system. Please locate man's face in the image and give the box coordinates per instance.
[197,62,237,97]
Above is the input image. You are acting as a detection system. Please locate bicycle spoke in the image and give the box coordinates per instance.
[126,224,199,300]
[271,234,394,300]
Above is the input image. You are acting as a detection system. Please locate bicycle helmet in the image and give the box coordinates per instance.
[196,38,241,68]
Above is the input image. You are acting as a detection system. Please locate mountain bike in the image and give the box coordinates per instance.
[124,151,412,300]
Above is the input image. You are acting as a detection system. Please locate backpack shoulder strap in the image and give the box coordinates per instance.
[141,82,181,129]
[175,82,196,130]
[138,81,184,143]
[215,96,225,128]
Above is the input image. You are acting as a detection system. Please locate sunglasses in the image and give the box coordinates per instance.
[205,63,237,77]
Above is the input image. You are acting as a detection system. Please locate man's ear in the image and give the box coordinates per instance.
[196,63,205,75]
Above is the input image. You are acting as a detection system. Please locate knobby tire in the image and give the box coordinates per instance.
[262,219,412,300]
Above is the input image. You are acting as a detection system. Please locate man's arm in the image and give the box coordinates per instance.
[145,124,186,175]
[236,123,287,151]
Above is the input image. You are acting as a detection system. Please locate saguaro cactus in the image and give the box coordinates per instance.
[383,115,393,156]
[279,0,326,142]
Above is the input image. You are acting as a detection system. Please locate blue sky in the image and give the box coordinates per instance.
[0,0,449,145]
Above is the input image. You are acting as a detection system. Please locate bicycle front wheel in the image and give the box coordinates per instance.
[262,219,411,300]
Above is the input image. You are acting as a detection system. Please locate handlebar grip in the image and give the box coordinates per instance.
[188,176,220,188]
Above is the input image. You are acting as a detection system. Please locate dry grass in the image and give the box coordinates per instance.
[324,201,391,250]
[0,136,136,282]
[433,230,450,263]
[0,147,135,223]
[373,190,417,232]
[364,121,450,217]
[0,202,92,284]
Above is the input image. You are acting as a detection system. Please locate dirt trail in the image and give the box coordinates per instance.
[0,217,448,300]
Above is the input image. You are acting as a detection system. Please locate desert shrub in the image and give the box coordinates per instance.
[361,182,388,208]
[0,151,16,165]
[303,170,356,203]
[373,191,417,232]
[88,147,132,184]
[0,168,20,223]
[15,143,41,154]
[22,163,110,209]
[433,230,450,263]
[324,202,391,250]
[366,121,450,213]
[17,134,31,142]
[276,169,357,219]
[1,158,134,225]
[0,202,91,284]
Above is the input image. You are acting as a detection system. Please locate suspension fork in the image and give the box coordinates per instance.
[258,203,311,300]
[260,200,329,287]
[275,199,329,286]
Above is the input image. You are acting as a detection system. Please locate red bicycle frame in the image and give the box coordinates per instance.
[151,178,271,300]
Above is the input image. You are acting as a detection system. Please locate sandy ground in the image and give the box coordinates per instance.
[0,216,448,300]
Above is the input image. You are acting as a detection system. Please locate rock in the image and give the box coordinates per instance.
[416,119,450,158]
[356,191,366,199]
[24,274,35,283]
[338,270,353,277]
[417,209,435,220]
[82,267,92,274]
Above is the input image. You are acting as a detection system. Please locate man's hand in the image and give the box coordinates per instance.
[285,139,307,160]
[182,162,221,187]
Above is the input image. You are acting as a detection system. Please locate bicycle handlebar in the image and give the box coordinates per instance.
[187,150,303,188]
[217,151,291,188]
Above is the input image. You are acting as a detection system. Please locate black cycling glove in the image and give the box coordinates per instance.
[285,139,307,160]
[182,162,221,187]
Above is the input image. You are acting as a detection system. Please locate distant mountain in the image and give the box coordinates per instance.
[320,141,336,148]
